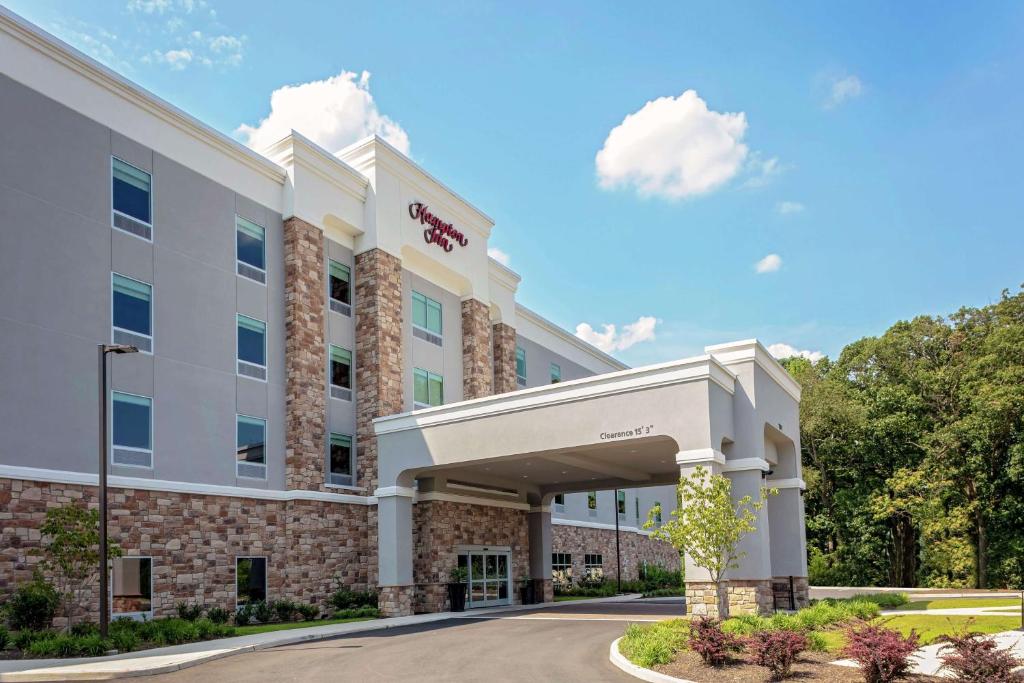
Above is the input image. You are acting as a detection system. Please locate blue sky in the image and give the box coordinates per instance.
[9,0,1024,366]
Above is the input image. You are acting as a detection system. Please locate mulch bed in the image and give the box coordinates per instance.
[654,651,944,682]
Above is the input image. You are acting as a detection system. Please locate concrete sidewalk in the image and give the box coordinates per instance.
[0,594,645,682]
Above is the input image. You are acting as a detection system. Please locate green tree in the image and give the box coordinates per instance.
[38,505,121,630]
[645,466,775,619]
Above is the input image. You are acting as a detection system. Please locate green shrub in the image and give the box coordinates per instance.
[26,633,111,658]
[175,602,204,621]
[333,606,379,619]
[249,601,271,624]
[638,564,683,592]
[233,605,253,626]
[271,599,296,623]
[619,620,688,668]
[6,575,59,631]
[295,603,319,621]
[722,614,772,636]
[328,589,378,611]
[110,628,138,653]
[0,626,10,651]
[641,588,685,598]
[805,631,829,652]
[70,621,99,637]
[206,606,230,624]
[153,618,199,645]
[14,628,54,651]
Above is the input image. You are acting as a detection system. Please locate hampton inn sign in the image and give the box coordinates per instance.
[410,202,469,252]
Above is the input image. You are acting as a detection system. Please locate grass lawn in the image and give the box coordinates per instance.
[234,616,377,636]
[873,614,1021,645]
[902,597,1021,611]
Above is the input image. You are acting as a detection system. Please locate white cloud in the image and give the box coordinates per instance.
[236,71,410,156]
[825,74,864,109]
[155,48,193,70]
[768,343,824,364]
[595,90,750,199]
[754,253,782,274]
[487,247,510,267]
[575,316,660,353]
[776,201,805,215]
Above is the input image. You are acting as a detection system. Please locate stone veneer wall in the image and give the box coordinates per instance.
[412,500,529,613]
[685,580,775,617]
[772,575,810,610]
[461,299,493,400]
[492,322,517,395]
[551,523,681,582]
[283,217,327,491]
[0,478,370,625]
[354,248,404,493]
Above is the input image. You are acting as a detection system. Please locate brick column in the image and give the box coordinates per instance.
[492,322,517,395]
[461,298,492,400]
[283,217,326,491]
[354,248,404,493]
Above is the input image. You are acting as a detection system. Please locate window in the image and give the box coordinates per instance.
[552,552,572,587]
[584,554,603,581]
[112,557,152,617]
[236,415,266,479]
[411,291,442,345]
[236,557,267,607]
[654,502,663,525]
[328,260,351,315]
[413,368,443,408]
[328,432,354,487]
[553,493,565,512]
[587,490,597,517]
[111,273,152,352]
[617,490,626,516]
[236,216,266,283]
[329,345,353,401]
[550,363,561,384]
[237,314,266,380]
[515,346,527,386]
[112,391,152,468]
[111,157,152,238]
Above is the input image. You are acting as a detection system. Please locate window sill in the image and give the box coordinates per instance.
[325,483,364,492]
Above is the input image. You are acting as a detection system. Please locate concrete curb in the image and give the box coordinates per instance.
[0,595,646,682]
[608,637,695,683]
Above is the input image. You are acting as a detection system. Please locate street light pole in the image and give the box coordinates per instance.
[98,344,138,640]
[614,489,622,594]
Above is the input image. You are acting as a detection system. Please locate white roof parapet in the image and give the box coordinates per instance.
[516,304,629,374]
[704,339,803,402]
[373,353,736,435]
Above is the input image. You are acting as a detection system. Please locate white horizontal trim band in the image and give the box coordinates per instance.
[0,464,375,505]
[552,517,651,536]
[767,477,806,490]
[723,458,771,473]
[374,486,416,498]
[676,448,726,466]
[415,491,530,510]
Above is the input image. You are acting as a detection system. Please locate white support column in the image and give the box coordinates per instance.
[375,486,415,616]
[528,505,553,603]
[767,478,810,608]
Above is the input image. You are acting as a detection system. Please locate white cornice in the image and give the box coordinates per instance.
[374,353,736,435]
[0,7,286,192]
[488,257,522,292]
[723,457,771,473]
[337,135,494,235]
[0,465,374,505]
[768,477,806,490]
[516,305,628,373]
[676,449,727,466]
[263,131,368,202]
[415,491,530,511]
[704,339,803,402]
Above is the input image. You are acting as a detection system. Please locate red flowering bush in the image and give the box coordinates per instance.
[747,629,809,680]
[939,632,1023,682]
[688,616,743,667]
[841,623,920,683]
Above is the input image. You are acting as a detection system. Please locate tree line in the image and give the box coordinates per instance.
[781,286,1024,589]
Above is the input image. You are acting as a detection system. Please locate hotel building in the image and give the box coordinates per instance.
[0,8,808,619]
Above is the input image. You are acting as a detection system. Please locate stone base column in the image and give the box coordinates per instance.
[378,585,415,617]
[533,578,553,604]
[772,576,810,610]
[685,580,774,617]
[492,322,517,395]
[461,299,493,400]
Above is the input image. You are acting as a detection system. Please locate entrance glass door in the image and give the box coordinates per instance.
[458,549,511,608]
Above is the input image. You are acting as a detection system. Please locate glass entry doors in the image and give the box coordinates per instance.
[457,549,511,608]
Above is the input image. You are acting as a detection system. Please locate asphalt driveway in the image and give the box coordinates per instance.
[146,599,685,683]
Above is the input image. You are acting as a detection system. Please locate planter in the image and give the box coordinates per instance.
[447,582,467,612]
[519,583,536,605]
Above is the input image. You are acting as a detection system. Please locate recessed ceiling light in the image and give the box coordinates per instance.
[561,471,567,475]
